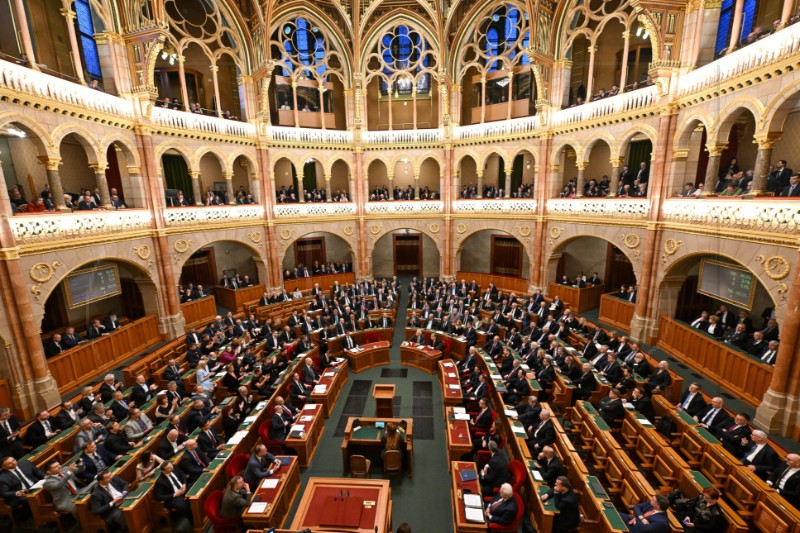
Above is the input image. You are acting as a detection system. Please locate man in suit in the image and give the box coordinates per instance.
[244,444,281,488]
[484,483,517,527]
[516,396,542,428]
[619,165,634,188]
[619,494,671,533]
[0,456,45,508]
[25,410,60,448]
[573,362,597,402]
[197,419,225,458]
[45,334,65,357]
[694,397,731,433]
[740,430,780,479]
[600,353,623,384]
[598,389,625,427]
[162,358,185,390]
[86,319,107,339]
[186,399,213,433]
[0,408,24,459]
[269,405,290,441]
[540,476,580,533]
[767,159,793,194]
[109,390,131,421]
[479,441,510,497]
[54,400,81,430]
[62,327,84,348]
[457,347,478,376]
[80,441,117,483]
[410,329,426,345]
[99,374,124,403]
[90,470,129,531]
[716,412,752,455]
[154,462,191,522]
[43,459,84,517]
[766,454,800,509]
[745,331,767,356]
[526,410,556,454]
[178,439,208,485]
[104,421,140,456]
[157,429,185,459]
[534,446,566,487]
[724,323,749,348]
[760,340,780,365]
[630,388,654,422]
[104,313,121,332]
[130,374,158,407]
[73,418,101,454]
[124,408,153,441]
[675,383,707,417]
[644,361,671,396]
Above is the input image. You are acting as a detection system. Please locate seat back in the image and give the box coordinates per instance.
[443,337,452,358]
[383,450,402,474]
[350,454,369,476]
[508,460,526,492]
[225,453,250,480]
[365,331,380,344]
[488,493,525,532]
[204,490,225,523]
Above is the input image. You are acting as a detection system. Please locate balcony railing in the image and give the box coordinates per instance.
[273,202,356,218]
[366,201,443,215]
[150,107,256,138]
[550,86,658,128]
[454,115,541,141]
[363,128,442,145]
[163,205,264,227]
[677,23,800,98]
[661,198,800,234]
[266,126,353,145]
[0,59,134,118]
[453,199,537,213]
[546,198,650,219]
[10,209,152,245]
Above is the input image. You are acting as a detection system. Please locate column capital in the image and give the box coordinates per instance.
[324,173,332,180]
[576,161,588,171]
[222,171,234,179]
[622,30,631,39]
[588,45,598,54]
[609,157,624,167]
[476,170,484,178]
[189,170,200,178]
[209,65,219,73]
[38,157,62,171]
[177,55,186,65]
[90,162,109,173]
[387,173,394,181]
[753,133,781,150]
[59,8,76,21]
[705,144,727,157]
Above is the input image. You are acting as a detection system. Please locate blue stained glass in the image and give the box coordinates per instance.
[297,18,308,29]
[75,0,101,78]
[521,31,530,64]
[80,36,101,77]
[715,0,734,55]
[740,0,758,42]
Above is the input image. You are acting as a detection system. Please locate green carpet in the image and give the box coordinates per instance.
[284,277,455,532]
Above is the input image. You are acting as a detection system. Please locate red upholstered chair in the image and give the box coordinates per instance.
[365,331,380,344]
[471,409,498,438]
[443,337,452,359]
[224,453,250,480]
[484,459,526,502]
[258,420,286,454]
[204,490,241,533]
[475,436,506,469]
[487,493,524,532]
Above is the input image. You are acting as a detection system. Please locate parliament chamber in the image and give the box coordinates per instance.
[1,0,800,531]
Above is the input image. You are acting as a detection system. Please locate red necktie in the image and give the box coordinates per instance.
[193,451,205,467]
[59,473,77,495]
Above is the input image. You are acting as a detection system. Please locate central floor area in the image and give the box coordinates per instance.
[284,276,455,532]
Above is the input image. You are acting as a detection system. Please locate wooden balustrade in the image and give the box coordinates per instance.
[215,284,265,312]
[180,296,217,330]
[47,316,162,394]
[283,272,356,293]
[657,316,773,408]
[598,294,634,333]
[548,283,605,313]
[455,271,530,294]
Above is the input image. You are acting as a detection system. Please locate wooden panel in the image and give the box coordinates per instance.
[657,316,772,407]
[215,284,265,312]
[47,316,162,394]
[394,234,421,276]
[548,283,606,313]
[455,271,530,294]
[598,294,634,333]
[491,236,522,277]
[180,296,217,330]
[283,272,356,293]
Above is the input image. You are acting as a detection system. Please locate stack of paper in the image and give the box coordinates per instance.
[464,493,482,508]
[244,415,258,423]
[260,478,279,489]
[465,507,486,523]
[512,425,527,436]
[453,413,470,421]
[313,384,327,393]
[453,406,466,413]
[300,415,313,422]
[504,408,518,419]
[248,502,268,513]
[290,424,305,433]
[449,384,460,390]
[302,403,318,410]
[228,431,248,445]
[324,372,336,377]
[447,372,457,378]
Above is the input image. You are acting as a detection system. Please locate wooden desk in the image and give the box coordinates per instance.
[119,481,156,533]
[311,361,349,418]
[328,328,393,357]
[215,284,265,312]
[598,294,634,334]
[286,403,324,467]
[400,341,442,374]
[456,271,531,295]
[403,328,467,359]
[345,341,391,373]
[181,296,217,330]
[341,417,414,478]
[241,456,300,529]
[373,384,395,418]
[445,407,473,463]
[440,360,464,406]
[548,283,605,313]
[289,477,392,533]
[451,461,488,533]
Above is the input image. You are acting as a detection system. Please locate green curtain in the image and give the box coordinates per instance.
[291,164,299,194]
[627,140,653,171]
[162,154,192,202]
[303,161,317,193]
[498,158,505,189]
[511,155,524,191]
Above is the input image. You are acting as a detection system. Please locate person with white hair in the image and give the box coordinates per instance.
[484,482,517,526]
[740,429,780,479]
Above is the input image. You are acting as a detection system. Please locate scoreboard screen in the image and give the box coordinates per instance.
[698,259,755,310]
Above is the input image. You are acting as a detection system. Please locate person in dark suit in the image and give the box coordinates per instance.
[243,444,280,488]
[130,374,158,406]
[463,324,477,349]
[53,400,81,430]
[534,446,566,487]
[0,456,45,508]
[781,174,800,196]
[767,160,793,194]
[44,334,65,357]
[197,419,224,458]
[25,410,60,448]
[90,470,130,531]
[694,397,731,433]
[540,476,580,533]
[479,441,509,497]
[644,361,671,396]
[766,454,800,509]
[516,396,542,428]
[572,362,597,402]
[724,324,749,348]
[619,494,671,533]
[676,383,707,417]
[103,421,138,456]
[178,439,208,485]
[86,319,107,339]
[526,410,556,454]
[80,441,117,483]
[464,374,488,403]
[630,388,654,423]
[220,475,252,518]
[484,483,518,527]
[619,165,634,188]
[269,405,289,441]
[598,389,625,427]
[716,412,752,455]
[0,408,24,460]
[740,430,780,479]
[154,462,191,522]
[186,400,213,433]
[457,347,478,375]
[157,429,184,459]
[600,353,623,384]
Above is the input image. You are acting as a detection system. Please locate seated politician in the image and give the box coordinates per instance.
[484,483,517,527]
[619,494,670,533]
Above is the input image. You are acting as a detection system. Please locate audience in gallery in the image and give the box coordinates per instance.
[459,182,535,199]
[283,260,353,279]
[370,185,440,201]
[156,97,241,121]
[689,305,780,365]
[569,76,654,107]
[276,184,350,203]
[43,312,123,358]
[9,183,130,214]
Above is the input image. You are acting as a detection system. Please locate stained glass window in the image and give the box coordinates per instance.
[74,0,101,79]
[715,0,734,56]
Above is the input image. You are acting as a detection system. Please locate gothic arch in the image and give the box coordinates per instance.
[582,132,617,163]
[358,12,440,75]
[617,125,658,160]
[51,125,101,165]
[155,143,195,172]
[714,101,763,146]
[673,113,714,150]
[99,134,142,169]
[762,78,800,135]
[0,113,56,159]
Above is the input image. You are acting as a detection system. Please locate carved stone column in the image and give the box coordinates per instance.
[453,170,461,199]
[325,173,332,203]
[608,159,622,197]
[749,136,776,195]
[780,0,795,28]
[11,0,38,70]
[575,162,587,198]
[619,31,631,91]
[585,46,597,99]
[90,163,112,208]
[414,171,420,200]
[60,7,86,85]
[210,64,223,116]
[177,56,190,110]
[504,169,513,198]
[476,171,484,199]
[223,171,235,205]
[189,171,203,206]
[701,145,725,195]
[727,0,745,53]
[480,76,487,124]
[506,71,514,121]
[39,157,67,211]
[387,172,395,201]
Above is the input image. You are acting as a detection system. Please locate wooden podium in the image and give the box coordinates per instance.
[373,384,395,418]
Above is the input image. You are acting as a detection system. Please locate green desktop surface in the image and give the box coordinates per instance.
[352,425,383,440]
[187,471,215,497]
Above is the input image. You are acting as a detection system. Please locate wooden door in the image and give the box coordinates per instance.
[604,244,636,291]
[491,236,522,277]
[180,247,218,287]
[294,238,326,269]
[393,235,422,276]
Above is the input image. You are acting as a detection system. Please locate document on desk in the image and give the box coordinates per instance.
[504,408,518,419]
[260,478,280,489]
[463,493,483,508]
[227,431,248,445]
[447,372,457,378]
[448,384,460,390]
[302,403,318,410]
[324,372,336,377]
[453,406,466,414]
[465,506,486,523]
[248,502,268,513]
[313,385,327,393]
[453,413,470,421]
[300,415,313,422]
[243,415,258,423]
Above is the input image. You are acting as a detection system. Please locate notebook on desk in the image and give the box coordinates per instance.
[279,457,292,466]
[459,469,478,482]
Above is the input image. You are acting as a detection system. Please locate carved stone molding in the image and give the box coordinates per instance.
[755,255,790,280]
[548,226,564,246]
[618,233,641,258]
[30,261,62,303]
[132,245,153,272]
[429,223,440,234]
[661,238,683,264]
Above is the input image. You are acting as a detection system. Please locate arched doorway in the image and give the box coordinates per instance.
[274,157,298,202]
[368,159,390,201]
[282,232,355,276]
[548,236,636,292]
[179,241,266,296]
[457,230,529,279]
[372,230,440,277]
